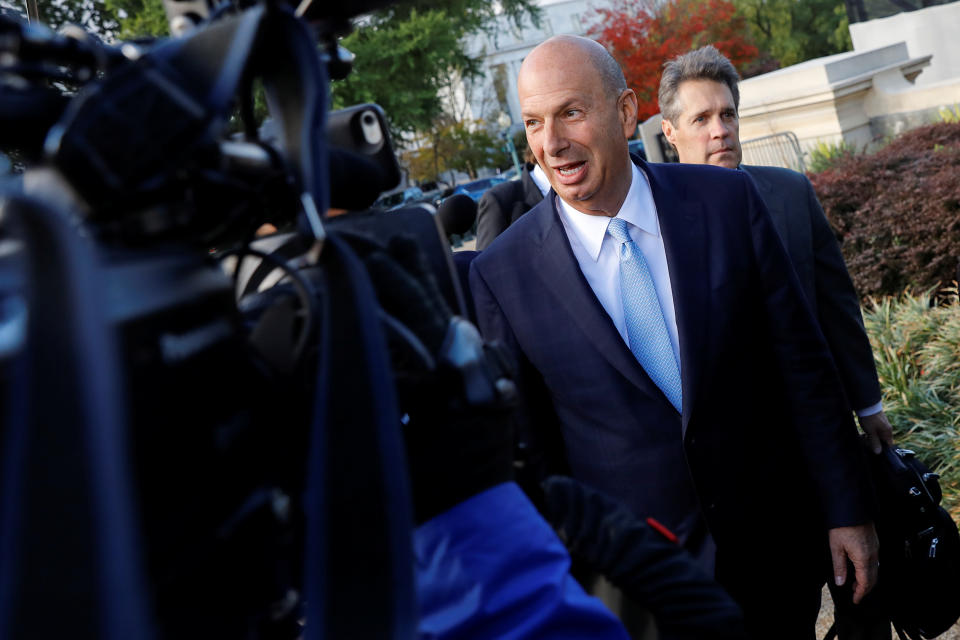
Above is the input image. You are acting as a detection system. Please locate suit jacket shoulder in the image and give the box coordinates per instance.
[475,168,545,250]
[741,164,808,191]
[741,164,881,411]
[475,191,555,267]
[741,165,817,295]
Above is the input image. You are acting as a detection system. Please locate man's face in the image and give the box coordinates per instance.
[661,79,742,169]
[518,42,637,216]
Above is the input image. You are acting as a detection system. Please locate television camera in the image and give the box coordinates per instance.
[0,2,513,638]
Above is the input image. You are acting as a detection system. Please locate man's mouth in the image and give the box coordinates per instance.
[554,162,586,180]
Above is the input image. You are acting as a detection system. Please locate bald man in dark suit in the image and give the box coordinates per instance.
[470,35,879,639]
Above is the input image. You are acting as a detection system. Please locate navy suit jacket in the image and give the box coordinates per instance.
[742,165,881,413]
[469,158,872,578]
[476,165,545,251]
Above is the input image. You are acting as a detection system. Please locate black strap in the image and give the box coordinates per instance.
[892,621,913,640]
[823,621,838,640]
[0,196,152,640]
[302,232,416,640]
[824,616,910,640]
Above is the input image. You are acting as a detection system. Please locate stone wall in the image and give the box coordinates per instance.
[850,1,960,87]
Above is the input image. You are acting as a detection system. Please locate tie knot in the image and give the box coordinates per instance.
[607,217,631,244]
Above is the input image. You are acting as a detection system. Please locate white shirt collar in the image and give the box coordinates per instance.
[556,163,658,262]
[530,163,551,196]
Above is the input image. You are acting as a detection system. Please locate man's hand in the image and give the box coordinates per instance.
[828,523,879,604]
[858,411,894,454]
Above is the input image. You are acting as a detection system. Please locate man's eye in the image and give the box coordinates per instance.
[565,109,580,117]
[525,119,540,128]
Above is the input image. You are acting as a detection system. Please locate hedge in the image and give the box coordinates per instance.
[809,123,960,299]
[863,289,960,519]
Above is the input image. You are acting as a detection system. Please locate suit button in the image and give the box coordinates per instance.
[688,436,696,446]
[708,502,717,511]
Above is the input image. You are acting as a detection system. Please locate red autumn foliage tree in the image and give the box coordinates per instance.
[588,0,761,121]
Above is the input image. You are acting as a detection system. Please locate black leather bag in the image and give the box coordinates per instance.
[870,446,960,639]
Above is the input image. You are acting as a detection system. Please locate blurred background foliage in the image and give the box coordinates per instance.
[810,122,960,299]
[864,290,960,519]
[0,0,167,39]
[810,121,960,519]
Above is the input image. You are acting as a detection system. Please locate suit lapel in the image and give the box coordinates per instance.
[644,162,708,432]
[530,195,656,394]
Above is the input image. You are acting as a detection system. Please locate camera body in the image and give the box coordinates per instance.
[0,4,488,638]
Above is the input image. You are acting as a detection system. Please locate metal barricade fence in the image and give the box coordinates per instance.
[740,131,806,173]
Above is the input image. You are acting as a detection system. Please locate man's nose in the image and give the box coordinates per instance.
[709,117,731,139]
[542,119,569,157]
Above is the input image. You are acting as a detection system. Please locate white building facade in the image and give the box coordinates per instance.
[460,0,613,134]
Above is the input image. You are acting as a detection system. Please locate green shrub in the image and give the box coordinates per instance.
[940,104,960,124]
[810,123,960,299]
[863,288,960,519]
[808,139,858,173]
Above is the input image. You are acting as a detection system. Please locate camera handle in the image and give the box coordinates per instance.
[46,4,330,250]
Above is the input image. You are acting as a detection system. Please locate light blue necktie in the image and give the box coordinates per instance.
[607,217,682,412]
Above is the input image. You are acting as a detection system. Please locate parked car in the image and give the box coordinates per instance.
[628,139,647,160]
[499,166,521,181]
[451,176,506,202]
[373,186,424,210]
[432,185,457,208]
[418,180,446,205]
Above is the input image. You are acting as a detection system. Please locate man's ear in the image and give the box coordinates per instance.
[618,89,639,139]
[661,118,678,146]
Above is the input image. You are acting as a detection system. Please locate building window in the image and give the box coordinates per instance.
[570,13,582,32]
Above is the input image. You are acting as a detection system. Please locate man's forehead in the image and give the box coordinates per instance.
[520,85,592,113]
[519,62,600,107]
[678,79,735,111]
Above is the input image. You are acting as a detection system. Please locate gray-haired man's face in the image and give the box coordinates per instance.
[662,79,742,169]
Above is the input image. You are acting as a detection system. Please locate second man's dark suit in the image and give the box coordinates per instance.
[475,164,545,250]
[741,166,888,639]
[469,157,873,635]
[741,164,881,411]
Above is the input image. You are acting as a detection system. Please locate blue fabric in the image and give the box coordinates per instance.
[414,483,629,640]
[606,217,682,412]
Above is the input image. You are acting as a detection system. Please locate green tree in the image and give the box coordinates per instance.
[0,1,25,19]
[36,0,120,37]
[734,0,852,68]
[404,117,507,182]
[105,0,169,39]
[3,0,167,40]
[333,10,465,136]
[331,0,538,138]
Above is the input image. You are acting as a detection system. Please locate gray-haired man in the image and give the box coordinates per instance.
[658,45,893,640]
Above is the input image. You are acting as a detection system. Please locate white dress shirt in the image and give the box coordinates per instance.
[555,163,681,370]
[530,163,551,196]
